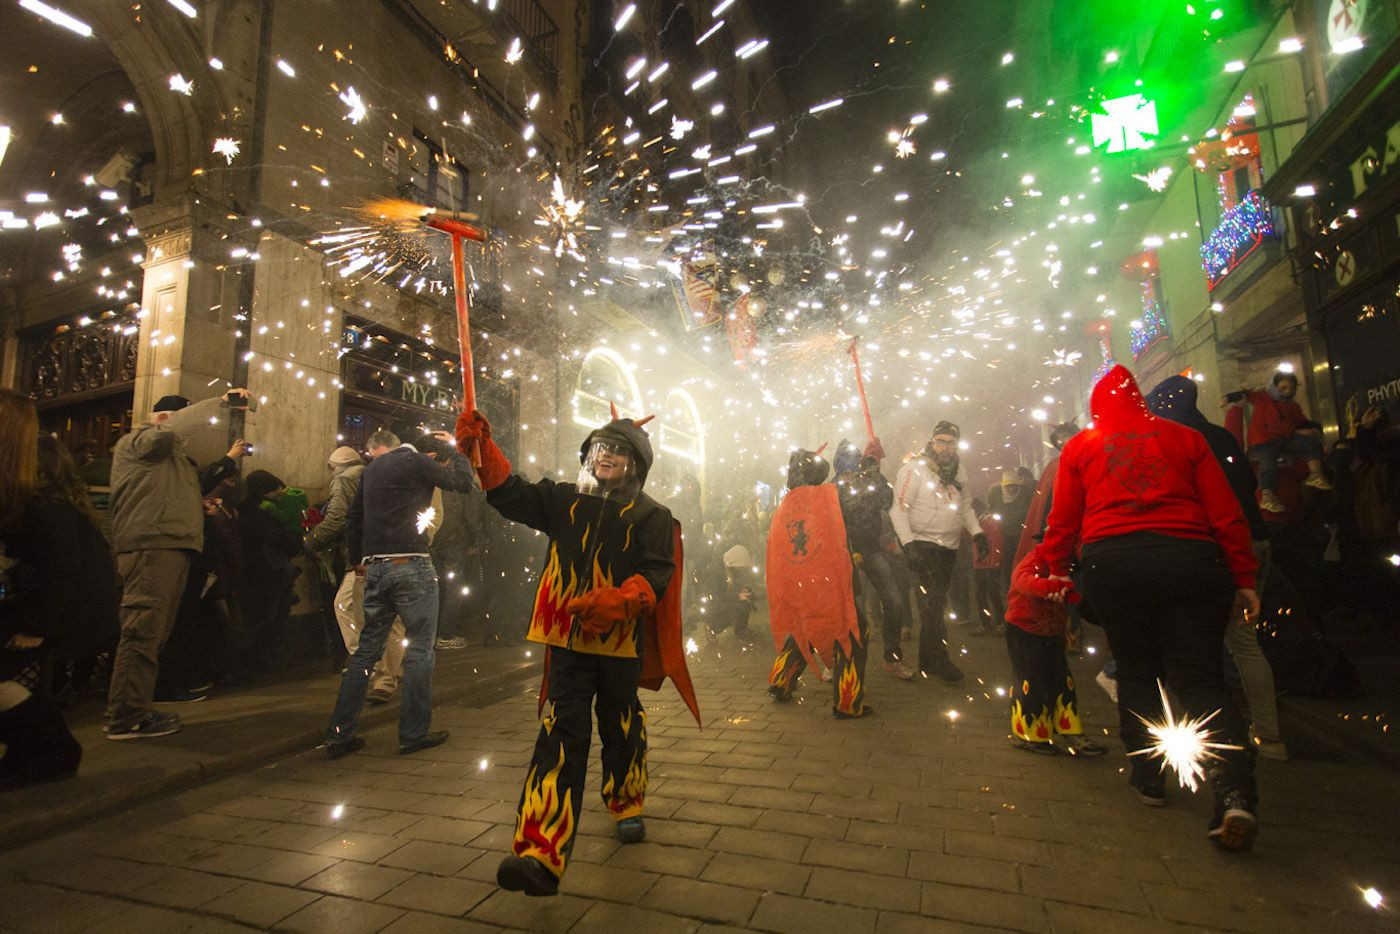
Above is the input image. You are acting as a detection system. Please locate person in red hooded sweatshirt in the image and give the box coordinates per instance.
[1041,366,1261,852]
[1004,544,1106,757]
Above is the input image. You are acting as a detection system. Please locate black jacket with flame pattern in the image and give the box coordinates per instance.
[486,475,675,657]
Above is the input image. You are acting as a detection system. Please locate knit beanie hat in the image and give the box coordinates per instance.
[244,469,285,501]
[327,446,362,469]
[931,420,960,441]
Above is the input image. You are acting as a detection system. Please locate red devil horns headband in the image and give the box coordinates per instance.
[607,400,654,428]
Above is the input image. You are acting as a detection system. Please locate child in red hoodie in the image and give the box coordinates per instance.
[1005,545,1106,757]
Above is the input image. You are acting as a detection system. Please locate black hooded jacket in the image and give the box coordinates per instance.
[486,417,675,657]
[1145,375,1267,540]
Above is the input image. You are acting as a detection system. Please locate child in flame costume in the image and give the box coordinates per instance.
[1005,545,1106,756]
[456,405,699,898]
[766,447,872,718]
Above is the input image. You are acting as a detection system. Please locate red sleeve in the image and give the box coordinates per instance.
[1189,434,1258,589]
[1040,444,1085,577]
[1224,404,1245,449]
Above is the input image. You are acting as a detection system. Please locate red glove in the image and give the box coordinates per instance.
[863,437,885,462]
[455,409,492,449]
[565,574,657,635]
[455,409,511,490]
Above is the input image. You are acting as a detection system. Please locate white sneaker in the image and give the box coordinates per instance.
[1304,473,1333,491]
[435,636,467,650]
[1095,670,1119,704]
[883,659,916,681]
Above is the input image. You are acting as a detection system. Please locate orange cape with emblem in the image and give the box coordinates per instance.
[539,520,701,727]
[765,484,860,670]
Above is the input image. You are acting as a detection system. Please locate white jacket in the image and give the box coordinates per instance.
[889,456,980,550]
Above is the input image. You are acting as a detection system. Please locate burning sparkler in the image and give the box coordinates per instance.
[416,505,437,535]
[1127,679,1242,791]
[212,137,241,165]
[540,175,586,259]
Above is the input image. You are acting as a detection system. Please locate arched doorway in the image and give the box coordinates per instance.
[572,346,642,429]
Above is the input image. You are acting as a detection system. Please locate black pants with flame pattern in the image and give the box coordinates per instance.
[512,646,645,879]
[767,609,869,716]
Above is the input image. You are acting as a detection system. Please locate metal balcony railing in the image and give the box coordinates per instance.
[500,0,559,84]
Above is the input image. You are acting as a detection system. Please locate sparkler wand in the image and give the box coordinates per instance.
[847,337,876,445]
[357,198,487,463]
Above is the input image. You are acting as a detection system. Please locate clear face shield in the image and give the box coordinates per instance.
[577,439,640,498]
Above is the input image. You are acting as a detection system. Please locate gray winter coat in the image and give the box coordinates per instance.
[109,397,227,554]
[307,462,364,567]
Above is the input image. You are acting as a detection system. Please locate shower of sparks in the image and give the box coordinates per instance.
[1361,887,1384,910]
[1049,348,1082,367]
[1133,166,1174,192]
[310,226,438,287]
[540,175,586,258]
[416,505,437,534]
[505,38,523,64]
[1127,679,1242,791]
[168,74,195,95]
[339,86,367,123]
[212,137,241,164]
[684,637,699,655]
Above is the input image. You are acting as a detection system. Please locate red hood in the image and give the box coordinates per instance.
[1090,364,1153,432]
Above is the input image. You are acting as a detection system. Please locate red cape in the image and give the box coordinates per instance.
[539,520,701,728]
[765,484,860,670]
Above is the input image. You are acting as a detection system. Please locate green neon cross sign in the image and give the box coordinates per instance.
[1091,93,1160,154]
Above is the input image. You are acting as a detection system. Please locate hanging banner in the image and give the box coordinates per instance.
[671,261,723,330]
[726,293,758,367]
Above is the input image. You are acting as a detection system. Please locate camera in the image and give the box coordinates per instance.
[244,443,255,456]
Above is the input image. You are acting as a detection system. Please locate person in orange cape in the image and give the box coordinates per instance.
[456,405,699,897]
[766,448,872,718]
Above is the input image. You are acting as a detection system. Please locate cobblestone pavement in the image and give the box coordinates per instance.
[1,620,1397,933]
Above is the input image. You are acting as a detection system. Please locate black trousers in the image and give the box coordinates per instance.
[859,549,910,661]
[1005,624,1080,743]
[511,646,645,880]
[974,567,1006,628]
[1081,533,1255,802]
[904,541,958,673]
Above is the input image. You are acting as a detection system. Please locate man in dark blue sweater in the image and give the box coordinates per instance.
[324,430,476,758]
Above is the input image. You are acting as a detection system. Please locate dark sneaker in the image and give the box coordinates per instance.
[326,736,366,760]
[616,816,646,843]
[1059,735,1108,757]
[928,658,964,684]
[187,681,214,694]
[1013,737,1060,755]
[497,855,559,896]
[104,711,182,741]
[399,730,449,755]
[1129,771,1166,807]
[767,685,792,703]
[1208,792,1258,852]
[153,689,208,704]
[832,705,875,720]
[365,688,393,706]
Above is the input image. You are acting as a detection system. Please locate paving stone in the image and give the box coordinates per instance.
[698,851,812,896]
[726,786,816,812]
[241,850,343,886]
[301,860,416,900]
[376,873,495,916]
[672,799,763,828]
[279,894,405,934]
[876,911,1021,934]
[803,865,922,913]
[198,880,322,927]
[1042,901,1200,934]
[907,849,1020,893]
[378,910,502,934]
[803,837,908,876]
[747,891,877,934]
[571,900,703,934]
[310,831,409,864]
[1019,864,1148,916]
[377,839,482,876]
[128,864,246,909]
[606,840,714,877]
[944,829,1053,867]
[641,875,763,925]
[921,880,1050,932]
[466,889,593,931]
[754,808,848,840]
[397,815,495,846]
[709,825,809,861]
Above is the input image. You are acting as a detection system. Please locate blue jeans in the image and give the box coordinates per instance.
[1250,434,1323,492]
[326,558,439,746]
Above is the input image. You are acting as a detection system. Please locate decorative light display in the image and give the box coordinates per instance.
[1131,277,1168,359]
[1201,189,1274,289]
